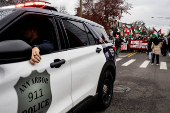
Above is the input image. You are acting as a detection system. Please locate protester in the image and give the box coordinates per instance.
[126,36,130,52]
[137,36,142,52]
[147,37,150,42]
[161,36,168,56]
[143,36,147,40]
[115,37,122,57]
[151,37,162,65]
[134,37,137,40]
[148,37,154,60]
[168,35,170,52]
[138,36,141,40]
[130,36,134,40]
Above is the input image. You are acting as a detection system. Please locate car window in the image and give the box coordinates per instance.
[92,26,110,43]
[62,19,90,48]
[0,15,58,52]
[85,23,103,44]
[54,18,66,50]
[84,24,96,45]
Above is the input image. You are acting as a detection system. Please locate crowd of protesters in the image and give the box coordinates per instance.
[109,29,170,64]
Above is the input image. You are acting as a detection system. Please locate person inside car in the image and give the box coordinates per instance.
[21,22,54,65]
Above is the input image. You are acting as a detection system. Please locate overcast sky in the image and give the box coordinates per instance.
[120,0,170,35]
[48,0,170,35]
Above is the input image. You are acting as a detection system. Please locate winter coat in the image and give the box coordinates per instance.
[151,42,162,55]
[115,39,121,48]
[162,40,168,50]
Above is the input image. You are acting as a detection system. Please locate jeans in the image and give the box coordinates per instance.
[152,53,159,64]
[149,52,151,59]
[116,47,120,57]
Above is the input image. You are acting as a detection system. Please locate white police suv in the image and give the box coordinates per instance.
[0,2,116,113]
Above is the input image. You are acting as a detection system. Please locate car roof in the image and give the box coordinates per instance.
[52,11,104,28]
[18,7,104,28]
[0,6,104,31]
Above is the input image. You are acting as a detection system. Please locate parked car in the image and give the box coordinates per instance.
[0,2,116,113]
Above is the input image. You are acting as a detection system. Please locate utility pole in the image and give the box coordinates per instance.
[79,0,82,17]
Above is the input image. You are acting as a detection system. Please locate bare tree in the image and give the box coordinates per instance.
[55,5,68,14]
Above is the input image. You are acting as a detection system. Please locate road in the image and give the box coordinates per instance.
[84,52,170,113]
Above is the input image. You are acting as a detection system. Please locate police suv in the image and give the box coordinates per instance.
[0,2,116,113]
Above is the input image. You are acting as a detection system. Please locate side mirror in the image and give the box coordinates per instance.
[0,40,32,64]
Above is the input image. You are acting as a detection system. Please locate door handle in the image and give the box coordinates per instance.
[96,47,102,53]
[50,59,65,68]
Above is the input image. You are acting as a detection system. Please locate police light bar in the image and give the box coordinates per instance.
[15,1,51,8]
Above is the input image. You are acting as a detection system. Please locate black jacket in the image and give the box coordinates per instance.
[162,40,167,50]
[115,38,121,48]
[148,38,154,52]
[25,37,54,55]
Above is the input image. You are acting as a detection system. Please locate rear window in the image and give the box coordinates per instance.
[92,26,110,43]
[0,8,15,21]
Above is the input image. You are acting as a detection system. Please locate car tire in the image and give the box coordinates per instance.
[97,69,113,109]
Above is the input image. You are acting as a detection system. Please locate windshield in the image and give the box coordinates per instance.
[0,8,16,21]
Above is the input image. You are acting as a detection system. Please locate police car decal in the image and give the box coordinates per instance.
[14,70,52,113]
[109,48,115,56]
[101,44,115,60]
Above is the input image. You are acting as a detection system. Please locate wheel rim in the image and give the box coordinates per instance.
[102,71,113,104]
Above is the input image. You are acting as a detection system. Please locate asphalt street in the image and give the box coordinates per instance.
[84,52,170,113]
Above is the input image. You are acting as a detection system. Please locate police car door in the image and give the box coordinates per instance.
[0,14,72,113]
[61,19,106,108]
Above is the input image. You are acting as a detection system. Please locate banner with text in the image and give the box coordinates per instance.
[128,40,148,50]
